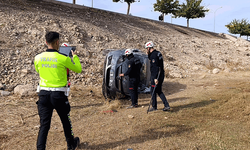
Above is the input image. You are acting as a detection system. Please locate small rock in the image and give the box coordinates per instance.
[21,69,30,74]
[128,115,134,119]
[192,66,199,71]
[212,68,220,74]
[14,84,35,96]
[0,90,11,96]
[34,125,40,130]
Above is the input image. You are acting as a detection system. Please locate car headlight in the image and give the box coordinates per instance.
[109,80,113,86]
[108,55,112,65]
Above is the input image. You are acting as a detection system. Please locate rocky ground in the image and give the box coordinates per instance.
[0,0,250,94]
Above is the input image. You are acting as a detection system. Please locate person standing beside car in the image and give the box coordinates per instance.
[34,31,82,150]
[61,42,72,94]
[145,41,171,112]
[120,49,142,108]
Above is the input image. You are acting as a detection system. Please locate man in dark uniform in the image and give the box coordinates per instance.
[120,49,142,108]
[145,41,171,112]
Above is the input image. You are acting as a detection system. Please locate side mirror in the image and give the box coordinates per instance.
[122,55,126,61]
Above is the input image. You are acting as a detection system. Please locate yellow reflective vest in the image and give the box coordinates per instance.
[34,49,82,88]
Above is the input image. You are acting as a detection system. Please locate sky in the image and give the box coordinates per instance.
[57,0,250,37]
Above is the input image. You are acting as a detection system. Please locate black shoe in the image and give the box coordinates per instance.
[148,107,157,112]
[126,104,138,109]
[68,137,80,150]
[163,107,171,111]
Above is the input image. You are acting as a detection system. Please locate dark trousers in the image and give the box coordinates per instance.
[129,78,139,106]
[36,90,74,150]
[151,73,170,109]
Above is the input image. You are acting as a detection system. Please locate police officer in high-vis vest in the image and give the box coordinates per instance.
[34,32,82,150]
[145,41,171,112]
[120,49,142,108]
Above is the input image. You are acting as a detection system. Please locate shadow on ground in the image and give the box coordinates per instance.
[137,81,187,101]
[171,100,216,112]
[164,81,187,96]
[79,124,193,149]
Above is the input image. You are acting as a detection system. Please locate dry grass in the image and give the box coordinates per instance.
[204,61,217,70]
[1,72,250,149]
[225,59,243,71]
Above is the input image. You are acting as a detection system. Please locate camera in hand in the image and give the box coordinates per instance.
[59,46,76,57]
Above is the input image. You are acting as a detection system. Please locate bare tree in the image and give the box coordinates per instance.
[113,0,139,15]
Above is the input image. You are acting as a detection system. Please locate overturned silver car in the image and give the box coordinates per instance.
[102,49,151,99]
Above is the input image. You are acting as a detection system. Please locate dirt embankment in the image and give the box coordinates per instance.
[0,0,250,91]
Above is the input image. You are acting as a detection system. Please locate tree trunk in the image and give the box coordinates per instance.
[162,13,164,22]
[127,2,130,15]
[73,0,76,4]
[187,19,189,28]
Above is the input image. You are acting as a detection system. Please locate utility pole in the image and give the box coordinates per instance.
[92,0,93,7]
[214,7,222,32]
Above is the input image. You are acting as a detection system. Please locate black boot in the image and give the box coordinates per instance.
[67,137,80,150]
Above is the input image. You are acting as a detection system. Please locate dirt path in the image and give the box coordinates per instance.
[1,71,250,149]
